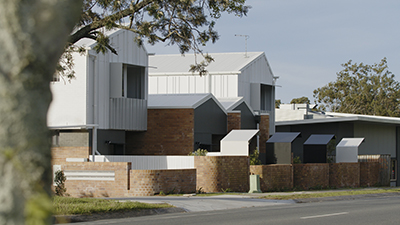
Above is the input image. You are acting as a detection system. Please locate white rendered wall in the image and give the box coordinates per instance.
[48,52,88,127]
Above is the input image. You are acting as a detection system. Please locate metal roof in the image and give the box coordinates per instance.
[149,52,265,75]
[148,93,226,113]
[267,132,301,143]
[337,138,365,147]
[221,129,259,142]
[304,134,335,145]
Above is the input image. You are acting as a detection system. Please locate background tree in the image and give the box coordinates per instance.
[61,0,250,77]
[290,96,310,104]
[275,99,281,108]
[313,58,400,116]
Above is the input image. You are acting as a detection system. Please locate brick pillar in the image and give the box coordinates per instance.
[227,111,241,132]
[259,113,269,164]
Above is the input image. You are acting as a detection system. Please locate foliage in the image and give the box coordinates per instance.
[61,0,250,78]
[290,96,310,104]
[250,148,261,165]
[196,187,205,194]
[53,196,171,215]
[313,58,400,116]
[275,99,281,109]
[292,156,301,164]
[189,148,208,156]
[221,188,233,193]
[54,170,67,197]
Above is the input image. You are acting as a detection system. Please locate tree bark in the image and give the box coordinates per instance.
[0,1,81,224]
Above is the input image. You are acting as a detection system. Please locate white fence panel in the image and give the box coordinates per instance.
[90,155,195,170]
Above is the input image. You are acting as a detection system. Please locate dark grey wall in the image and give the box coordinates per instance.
[397,127,400,186]
[97,129,126,155]
[194,99,227,151]
[233,102,257,129]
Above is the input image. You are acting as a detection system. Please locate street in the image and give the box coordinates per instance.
[65,195,400,225]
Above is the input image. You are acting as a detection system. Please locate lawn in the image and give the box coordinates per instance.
[53,196,172,215]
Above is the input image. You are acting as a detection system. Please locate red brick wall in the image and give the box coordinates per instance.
[329,163,360,188]
[52,147,90,165]
[360,162,380,187]
[128,169,196,196]
[61,162,130,197]
[194,156,249,193]
[293,164,329,190]
[227,112,241,132]
[250,165,293,191]
[258,114,269,157]
[126,109,195,155]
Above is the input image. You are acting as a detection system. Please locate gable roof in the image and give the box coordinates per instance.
[149,52,265,76]
[217,97,255,114]
[148,93,226,113]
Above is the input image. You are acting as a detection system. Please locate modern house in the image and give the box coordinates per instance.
[125,93,227,155]
[276,106,400,186]
[47,29,148,156]
[148,52,278,134]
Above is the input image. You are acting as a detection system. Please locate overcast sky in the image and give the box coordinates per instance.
[145,0,400,104]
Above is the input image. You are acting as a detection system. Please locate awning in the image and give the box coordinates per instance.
[267,132,301,143]
[220,129,259,156]
[304,134,335,145]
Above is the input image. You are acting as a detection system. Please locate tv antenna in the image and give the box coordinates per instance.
[235,34,250,57]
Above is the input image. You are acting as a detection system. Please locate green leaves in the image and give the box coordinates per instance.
[313,58,400,117]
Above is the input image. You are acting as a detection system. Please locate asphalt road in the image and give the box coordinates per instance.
[64,195,400,225]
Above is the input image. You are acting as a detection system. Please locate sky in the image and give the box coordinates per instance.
[145,0,400,104]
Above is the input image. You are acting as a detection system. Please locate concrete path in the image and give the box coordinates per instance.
[112,194,295,212]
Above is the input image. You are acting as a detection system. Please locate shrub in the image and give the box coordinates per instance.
[189,148,208,156]
[54,170,67,196]
[250,148,261,165]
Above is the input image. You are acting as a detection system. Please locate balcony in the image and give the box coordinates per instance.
[109,98,147,131]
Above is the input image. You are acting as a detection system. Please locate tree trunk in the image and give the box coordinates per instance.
[0,1,81,224]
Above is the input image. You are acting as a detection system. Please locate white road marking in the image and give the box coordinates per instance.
[301,212,349,219]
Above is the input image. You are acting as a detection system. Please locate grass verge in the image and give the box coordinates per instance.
[53,196,172,215]
[260,188,400,200]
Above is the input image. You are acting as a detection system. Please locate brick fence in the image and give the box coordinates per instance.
[251,162,380,192]
[194,156,249,193]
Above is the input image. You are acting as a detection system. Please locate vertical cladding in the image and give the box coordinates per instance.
[194,156,249,193]
[293,164,329,190]
[250,165,293,191]
[329,163,360,188]
[126,108,195,155]
[227,112,241,132]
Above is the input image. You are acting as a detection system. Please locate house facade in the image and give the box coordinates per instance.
[148,52,277,134]
[48,29,148,155]
[276,110,400,186]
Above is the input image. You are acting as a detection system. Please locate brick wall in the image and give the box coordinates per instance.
[61,162,130,197]
[258,114,269,158]
[194,156,249,193]
[126,109,194,155]
[128,169,196,196]
[329,163,360,188]
[293,164,329,190]
[360,162,380,187]
[52,147,90,165]
[250,165,293,191]
[227,112,241,132]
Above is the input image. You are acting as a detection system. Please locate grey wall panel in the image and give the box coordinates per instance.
[232,102,257,129]
[354,123,396,157]
[194,99,227,134]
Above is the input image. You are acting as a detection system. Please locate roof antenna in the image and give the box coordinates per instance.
[235,34,249,58]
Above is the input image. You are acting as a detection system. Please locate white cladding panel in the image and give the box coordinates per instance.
[48,53,88,126]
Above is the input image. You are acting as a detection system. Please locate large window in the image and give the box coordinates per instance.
[391,158,397,181]
[126,65,145,99]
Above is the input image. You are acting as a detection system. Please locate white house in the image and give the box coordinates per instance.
[148,52,278,133]
[47,29,148,155]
